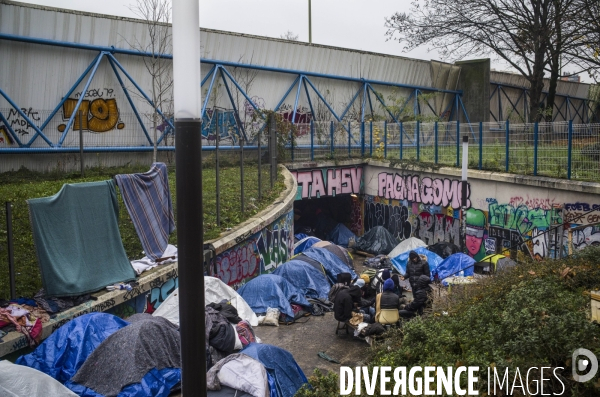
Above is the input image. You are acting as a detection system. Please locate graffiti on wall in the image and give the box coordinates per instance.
[291,167,363,200]
[214,211,294,289]
[0,125,15,145]
[349,196,363,236]
[377,173,471,208]
[1,107,40,139]
[57,97,125,133]
[202,108,239,141]
[564,202,600,225]
[365,181,576,260]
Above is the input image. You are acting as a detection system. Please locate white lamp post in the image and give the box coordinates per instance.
[173,0,205,394]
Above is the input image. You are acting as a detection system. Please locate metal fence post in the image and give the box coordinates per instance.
[533,122,538,176]
[434,121,438,164]
[416,120,420,161]
[400,121,403,159]
[478,122,483,170]
[348,121,351,158]
[330,120,334,157]
[567,120,573,179]
[505,120,510,172]
[240,134,244,213]
[310,120,314,161]
[216,110,221,226]
[456,120,460,167]
[79,110,84,177]
[5,202,16,299]
[290,124,294,161]
[361,122,365,157]
[257,128,262,201]
[369,121,373,156]
[384,121,388,159]
[270,116,276,189]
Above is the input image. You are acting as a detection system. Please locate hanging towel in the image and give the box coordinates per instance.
[28,180,136,297]
[115,162,176,260]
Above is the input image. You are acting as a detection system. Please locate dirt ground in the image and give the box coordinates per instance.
[173,254,406,395]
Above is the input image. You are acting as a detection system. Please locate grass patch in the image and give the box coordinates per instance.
[297,247,600,396]
[0,164,284,299]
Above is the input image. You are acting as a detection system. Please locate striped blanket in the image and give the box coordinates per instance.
[115,163,175,260]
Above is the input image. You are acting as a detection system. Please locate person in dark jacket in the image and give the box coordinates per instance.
[399,275,431,319]
[375,279,401,324]
[333,285,362,323]
[405,251,430,292]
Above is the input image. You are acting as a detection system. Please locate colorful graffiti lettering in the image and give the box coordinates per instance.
[415,211,460,246]
[0,125,15,145]
[488,200,562,235]
[213,212,294,288]
[377,173,471,208]
[57,98,125,133]
[349,196,363,236]
[291,167,362,200]
[148,276,178,311]
[217,240,261,286]
[509,196,556,210]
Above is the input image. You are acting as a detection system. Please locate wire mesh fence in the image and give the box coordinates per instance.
[2,109,600,182]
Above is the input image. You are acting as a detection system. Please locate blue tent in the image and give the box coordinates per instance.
[272,260,331,299]
[237,274,311,318]
[434,253,475,280]
[241,344,308,397]
[327,223,356,247]
[293,236,321,255]
[301,247,357,285]
[391,246,443,277]
[16,313,128,383]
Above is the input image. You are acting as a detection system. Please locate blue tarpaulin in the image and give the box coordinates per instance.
[327,224,356,247]
[301,247,357,285]
[391,247,443,277]
[293,237,321,255]
[237,274,311,318]
[241,344,308,397]
[272,260,331,299]
[434,253,475,280]
[16,313,129,383]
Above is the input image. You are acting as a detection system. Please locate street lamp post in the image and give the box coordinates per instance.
[172,0,206,395]
[461,135,469,253]
[308,0,312,44]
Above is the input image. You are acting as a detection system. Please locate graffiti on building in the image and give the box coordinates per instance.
[415,211,461,247]
[73,88,115,99]
[364,198,413,241]
[349,196,363,236]
[214,211,294,289]
[57,98,125,133]
[3,107,40,137]
[564,202,600,224]
[291,167,363,200]
[377,173,471,208]
[279,104,312,125]
[202,108,239,141]
[0,125,15,145]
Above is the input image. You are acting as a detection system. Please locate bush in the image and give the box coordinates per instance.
[299,247,600,396]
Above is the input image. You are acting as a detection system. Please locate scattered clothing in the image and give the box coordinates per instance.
[27,180,136,297]
[206,306,237,354]
[363,255,393,269]
[34,289,91,315]
[208,302,243,324]
[235,320,257,347]
[0,305,42,347]
[317,351,341,364]
[307,298,334,316]
[115,162,176,261]
[361,323,386,337]
[130,244,178,275]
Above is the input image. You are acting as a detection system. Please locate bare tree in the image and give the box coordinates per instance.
[385,0,559,122]
[128,0,173,163]
[280,31,300,41]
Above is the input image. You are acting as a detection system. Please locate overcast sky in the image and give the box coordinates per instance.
[18,0,584,81]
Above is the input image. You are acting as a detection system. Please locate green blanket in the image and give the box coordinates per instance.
[28,180,136,297]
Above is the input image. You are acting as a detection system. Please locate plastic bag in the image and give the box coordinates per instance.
[262,308,280,327]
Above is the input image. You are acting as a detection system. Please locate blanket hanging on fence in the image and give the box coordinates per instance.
[27,180,136,297]
[115,162,175,260]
